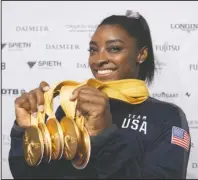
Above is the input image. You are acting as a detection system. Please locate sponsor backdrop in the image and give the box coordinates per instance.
[2,1,198,179]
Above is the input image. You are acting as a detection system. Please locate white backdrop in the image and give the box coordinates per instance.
[2,1,198,179]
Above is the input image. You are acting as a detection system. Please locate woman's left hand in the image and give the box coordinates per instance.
[70,85,112,136]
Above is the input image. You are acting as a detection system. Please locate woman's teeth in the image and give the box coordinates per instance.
[97,69,113,74]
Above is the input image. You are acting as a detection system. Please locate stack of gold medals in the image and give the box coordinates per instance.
[23,80,92,169]
[23,78,149,169]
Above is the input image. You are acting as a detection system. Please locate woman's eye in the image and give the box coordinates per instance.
[107,46,122,53]
[88,47,97,53]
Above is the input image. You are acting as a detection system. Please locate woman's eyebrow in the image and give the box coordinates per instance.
[89,39,125,46]
[89,41,97,46]
[105,39,125,44]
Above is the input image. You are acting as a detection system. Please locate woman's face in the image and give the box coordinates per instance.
[88,24,141,81]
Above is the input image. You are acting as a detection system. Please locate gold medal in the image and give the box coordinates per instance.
[38,123,52,163]
[73,118,81,144]
[72,126,91,169]
[23,126,44,166]
[60,117,78,160]
[46,118,64,160]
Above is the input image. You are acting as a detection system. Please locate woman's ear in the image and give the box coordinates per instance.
[137,47,148,64]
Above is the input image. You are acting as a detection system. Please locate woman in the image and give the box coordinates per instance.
[9,10,190,179]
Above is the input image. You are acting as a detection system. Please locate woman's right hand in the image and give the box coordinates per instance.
[14,81,50,128]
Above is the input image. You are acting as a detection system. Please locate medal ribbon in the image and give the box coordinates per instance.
[37,78,149,131]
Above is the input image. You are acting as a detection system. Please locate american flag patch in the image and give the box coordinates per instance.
[171,126,190,151]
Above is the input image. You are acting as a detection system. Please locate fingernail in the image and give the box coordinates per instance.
[38,105,44,112]
[43,86,50,92]
[32,112,37,118]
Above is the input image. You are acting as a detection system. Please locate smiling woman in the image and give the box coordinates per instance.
[88,13,154,83]
[9,10,191,179]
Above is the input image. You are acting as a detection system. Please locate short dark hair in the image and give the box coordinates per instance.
[98,13,155,84]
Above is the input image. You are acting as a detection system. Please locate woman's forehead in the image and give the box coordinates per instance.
[91,24,134,43]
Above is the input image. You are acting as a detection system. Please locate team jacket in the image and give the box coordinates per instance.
[9,97,191,179]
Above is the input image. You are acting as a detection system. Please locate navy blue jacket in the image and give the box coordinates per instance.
[9,97,191,179]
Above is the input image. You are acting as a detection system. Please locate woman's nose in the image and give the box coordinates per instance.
[95,59,109,66]
[98,47,108,60]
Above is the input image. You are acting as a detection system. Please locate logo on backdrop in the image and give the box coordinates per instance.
[2,89,26,95]
[189,64,198,71]
[27,61,37,69]
[16,25,50,32]
[2,42,31,51]
[1,43,7,49]
[46,44,80,50]
[65,24,98,32]
[192,163,198,169]
[2,62,6,70]
[171,24,198,33]
[65,24,98,37]
[152,92,179,99]
[76,62,90,69]
[155,42,180,52]
[188,120,198,129]
[27,61,62,69]
[152,92,193,100]
[185,92,191,97]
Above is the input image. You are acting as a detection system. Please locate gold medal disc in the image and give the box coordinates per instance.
[72,126,91,169]
[23,126,44,166]
[60,117,78,160]
[73,118,81,144]
[38,123,52,163]
[46,118,64,160]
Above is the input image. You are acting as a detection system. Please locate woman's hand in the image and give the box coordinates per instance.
[70,85,112,136]
[14,81,50,128]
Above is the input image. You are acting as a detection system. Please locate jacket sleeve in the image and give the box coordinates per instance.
[142,106,191,179]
